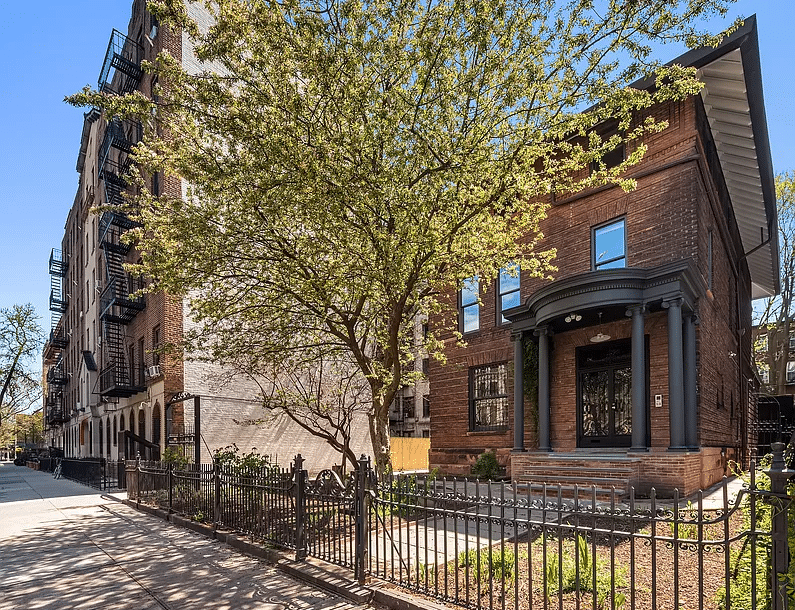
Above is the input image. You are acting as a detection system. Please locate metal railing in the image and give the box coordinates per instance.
[57,458,124,490]
[127,447,795,610]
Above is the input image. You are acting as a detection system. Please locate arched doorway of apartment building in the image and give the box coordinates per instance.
[79,420,88,457]
[152,402,161,453]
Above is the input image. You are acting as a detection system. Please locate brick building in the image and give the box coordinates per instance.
[428,18,779,496]
[43,0,370,471]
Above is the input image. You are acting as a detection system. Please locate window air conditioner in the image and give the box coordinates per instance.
[147,365,162,378]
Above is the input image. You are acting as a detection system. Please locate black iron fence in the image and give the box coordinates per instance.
[128,446,795,610]
[54,458,123,490]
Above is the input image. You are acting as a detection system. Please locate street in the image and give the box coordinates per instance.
[0,462,369,610]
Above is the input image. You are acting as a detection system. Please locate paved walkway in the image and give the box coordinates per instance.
[0,462,369,610]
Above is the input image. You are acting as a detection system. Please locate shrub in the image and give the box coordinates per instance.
[471,450,502,481]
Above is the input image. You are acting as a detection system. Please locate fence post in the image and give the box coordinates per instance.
[213,456,221,533]
[168,462,174,514]
[354,454,370,585]
[294,454,307,561]
[135,452,141,510]
[767,442,794,610]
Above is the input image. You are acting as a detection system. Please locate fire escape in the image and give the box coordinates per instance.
[97,30,146,399]
[46,249,69,425]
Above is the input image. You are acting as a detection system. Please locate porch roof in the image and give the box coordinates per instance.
[504,259,705,334]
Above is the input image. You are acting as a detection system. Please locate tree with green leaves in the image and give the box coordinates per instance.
[69,0,737,473]
[0,304,44,448]
[755,172,795,395]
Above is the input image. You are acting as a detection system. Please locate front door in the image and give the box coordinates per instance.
[578,339,632,447]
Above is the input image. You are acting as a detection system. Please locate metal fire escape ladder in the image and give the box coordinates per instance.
[48,249,68,313]
[96,29,146,399]
[98,29,143,96]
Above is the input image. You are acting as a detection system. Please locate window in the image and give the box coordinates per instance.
[400,395,415,419]
[593,218,626,270]
[787,361,795,384]
[498,265,521,323]
[758,333,768,352]
[460,277,479,333]
[790,332,795,351]
[152,325,161,365]
[138,338,145,385]
[422,396,430,418]
[422,358,430,376]
[128,345,136,386]
[469,363,509,431]
[760,368,770,385]
[589,121,625,173]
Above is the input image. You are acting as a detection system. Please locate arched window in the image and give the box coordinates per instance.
[138,409,146,440]
[106,418,111,455]
[113,416,117,446]
[99,422,103,456]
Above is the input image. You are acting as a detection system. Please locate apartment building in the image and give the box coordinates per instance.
[428,17,779,496]
[43,0,370,470]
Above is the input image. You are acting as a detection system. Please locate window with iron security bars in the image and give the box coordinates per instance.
[124,447,795,610]
[470,363,509,431]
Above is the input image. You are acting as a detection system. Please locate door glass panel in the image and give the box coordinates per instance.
[613,367,632,436]
[581,370,609,437]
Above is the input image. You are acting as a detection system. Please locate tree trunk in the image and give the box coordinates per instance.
[368,400,392,475]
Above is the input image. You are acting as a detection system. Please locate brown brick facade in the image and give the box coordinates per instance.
[429,95,757,496]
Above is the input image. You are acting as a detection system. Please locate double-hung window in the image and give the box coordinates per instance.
[469,363,509,431]
[593,218,626,270]
[460,277,479,333]
[498,265,521,324]
[787,361,795,384]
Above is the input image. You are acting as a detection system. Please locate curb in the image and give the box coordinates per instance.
[122,499,439,610]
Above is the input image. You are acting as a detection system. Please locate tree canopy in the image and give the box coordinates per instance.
[69,0,737,471]
[754,172,795,394]
[0,304,44,443]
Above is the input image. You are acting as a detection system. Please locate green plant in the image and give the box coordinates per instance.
[162,446,188,469]
[670,500,699,541]
[715,459,795,610]
[458,546,517,582]
[523,338,539,442]
[214,444,277,475]
[471,450,502,481]
[544,535,626,609]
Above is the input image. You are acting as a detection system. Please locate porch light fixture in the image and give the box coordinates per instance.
[565,313,582,323]
[590,312,611,343]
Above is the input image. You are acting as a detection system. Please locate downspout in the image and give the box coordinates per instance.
[736,222,775,466]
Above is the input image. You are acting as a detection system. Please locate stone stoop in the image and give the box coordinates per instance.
[511,453,643,501]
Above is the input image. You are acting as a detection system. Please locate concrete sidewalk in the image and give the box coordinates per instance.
[0,461,373,610]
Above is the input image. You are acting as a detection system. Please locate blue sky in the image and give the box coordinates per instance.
[1,1,793,331]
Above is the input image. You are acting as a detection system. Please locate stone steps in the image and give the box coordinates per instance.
[512,454,642,500]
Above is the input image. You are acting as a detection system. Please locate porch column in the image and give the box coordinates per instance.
[536,326,551,451]
[512,332,525,452]
[627,304,648,451]
[683,312,699,450]
[663,297,686,450]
